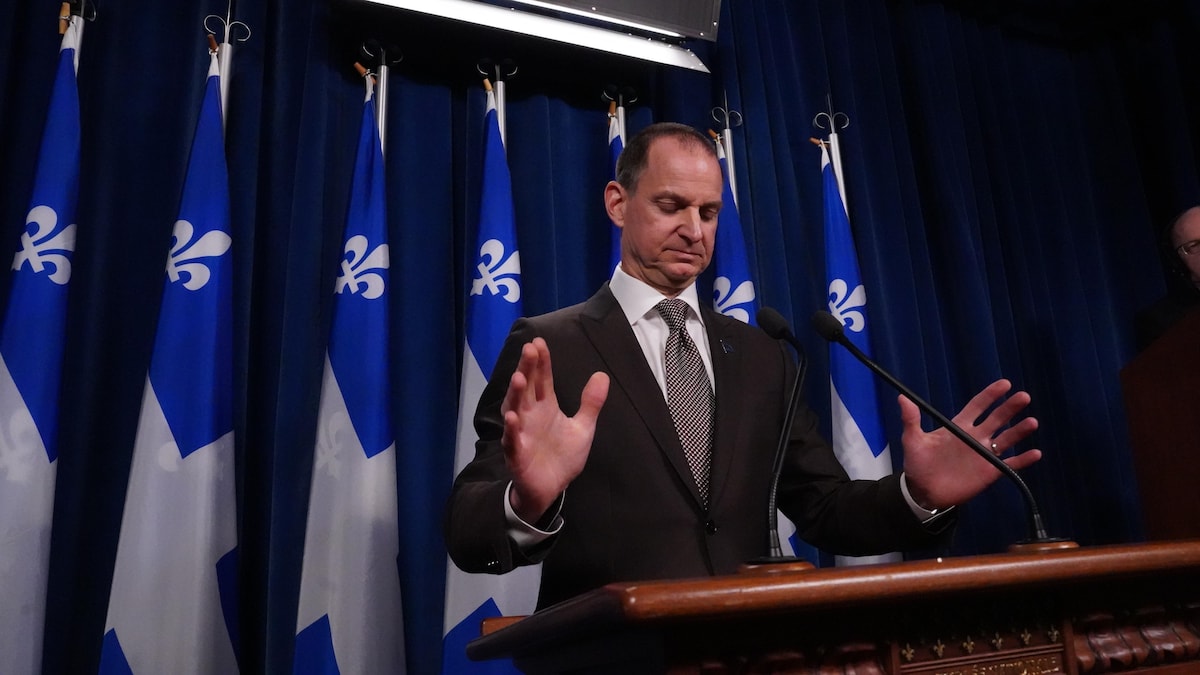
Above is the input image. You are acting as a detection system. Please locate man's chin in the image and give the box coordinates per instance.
[658,264,706,287]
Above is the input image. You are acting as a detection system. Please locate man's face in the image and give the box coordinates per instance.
[1173,208,1200,285]
[605,137,723,297]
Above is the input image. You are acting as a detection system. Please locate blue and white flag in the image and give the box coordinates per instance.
[0,18,82,674]
[293,77,405,675]
[606,102,624,272]
[100,52,240,674]
[820,139,900,566]
[708,136,818,564]
[710,140,757,325]
[442,84,536,674]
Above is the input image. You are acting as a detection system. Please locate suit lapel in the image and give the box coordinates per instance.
[704,306,748,509]
[579,286,705,507]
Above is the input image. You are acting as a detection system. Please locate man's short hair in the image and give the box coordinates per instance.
[615,122,717,193]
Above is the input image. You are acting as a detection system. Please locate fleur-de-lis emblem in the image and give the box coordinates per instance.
[335,235,389,299]
[166,219,231,291]
[827,278,867,333]
[13,205,76,285]
[470,238,521,304]
[315,408,355,479]
[713,277,755,323]
[0,406,43,481]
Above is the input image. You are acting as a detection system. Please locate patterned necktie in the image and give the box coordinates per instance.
[655,298,714,505]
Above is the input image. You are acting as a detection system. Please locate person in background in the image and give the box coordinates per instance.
[1136,206,1200,351]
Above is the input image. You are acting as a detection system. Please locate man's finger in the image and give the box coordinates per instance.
[575,371,611,429]
[502,369,529,416]
[897,394,922,432]
[529,338,552,402]
[957,379,1012,425]
[976,389,1031,438]
[988,417,1039,454]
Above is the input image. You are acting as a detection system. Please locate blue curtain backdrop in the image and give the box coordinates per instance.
[1,0,1197,672]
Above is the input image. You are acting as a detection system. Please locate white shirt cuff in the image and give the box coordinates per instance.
[503,481,564,550]
[900,472,951,523]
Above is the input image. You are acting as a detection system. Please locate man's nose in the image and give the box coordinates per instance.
[679,209,703,241]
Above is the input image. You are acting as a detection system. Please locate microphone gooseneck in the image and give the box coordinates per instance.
[755,307,808,561]
[811,310,1051,543]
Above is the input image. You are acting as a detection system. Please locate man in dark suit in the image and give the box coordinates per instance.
[445,123,1041,610]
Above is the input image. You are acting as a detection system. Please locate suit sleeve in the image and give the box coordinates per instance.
[771,340,954,555]
[444,318,553,575]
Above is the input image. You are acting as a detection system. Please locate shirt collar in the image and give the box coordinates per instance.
[609,265,704,326]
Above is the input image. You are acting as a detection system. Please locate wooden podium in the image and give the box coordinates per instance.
[1121,307,1200,541]
[467,541,1200,674]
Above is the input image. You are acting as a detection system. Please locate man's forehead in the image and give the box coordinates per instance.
[1176,208,1200,241]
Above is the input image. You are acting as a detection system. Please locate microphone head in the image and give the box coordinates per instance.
[811,310,847,343]
[756,307,794,341]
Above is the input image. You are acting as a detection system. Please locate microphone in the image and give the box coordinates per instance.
[811,310,1054,544]
[751,307,809,563]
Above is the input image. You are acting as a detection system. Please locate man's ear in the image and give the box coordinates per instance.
[604,181,626,228]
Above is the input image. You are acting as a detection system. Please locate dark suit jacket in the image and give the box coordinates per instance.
[445,285,945,609]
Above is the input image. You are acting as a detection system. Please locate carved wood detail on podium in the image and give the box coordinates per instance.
[1074,604,1200,673]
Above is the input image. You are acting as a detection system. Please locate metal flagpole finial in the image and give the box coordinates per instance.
[711,91,742,131]
[203,2,251,47]
[602,84,638,108]
[476,57,518,84]
[813,94,849,134]
[360,39,403,70]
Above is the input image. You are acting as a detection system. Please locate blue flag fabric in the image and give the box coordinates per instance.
[294,80,405,674]
[708,138,821,564]
[607,106,624,272]
[442,86,535,675]
[0,19,82,674]
[820,140,899,566]
[711,142,757,325]
[101,52,240,673]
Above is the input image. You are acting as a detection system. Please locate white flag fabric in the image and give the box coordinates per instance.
[99,53,240,673]
[820,139,901,566]
[292,80,405,675]
[0,18,83,674]
[441,86,537,674]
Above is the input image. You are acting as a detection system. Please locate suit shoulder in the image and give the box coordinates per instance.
[707,309,773,343]
[519,287,613,334]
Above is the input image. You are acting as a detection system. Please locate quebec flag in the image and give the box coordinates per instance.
[100,52,240,673]
[820,141,900,566]
[442,85,536,674]
[710,140,757,325]
[606,104,623,272]
[0,18,82,674]
[293,80,405,674]
[708,138,817,564]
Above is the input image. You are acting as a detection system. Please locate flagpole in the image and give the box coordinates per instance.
[204,2,249,133]
[360,41,400,156]
[814,94,850,208]
[376,59,389,155]
[479,59,516,146]
[712,91,742,208]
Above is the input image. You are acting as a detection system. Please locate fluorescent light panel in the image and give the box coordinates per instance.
[360,0,710,72]
[506,0,684,39]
